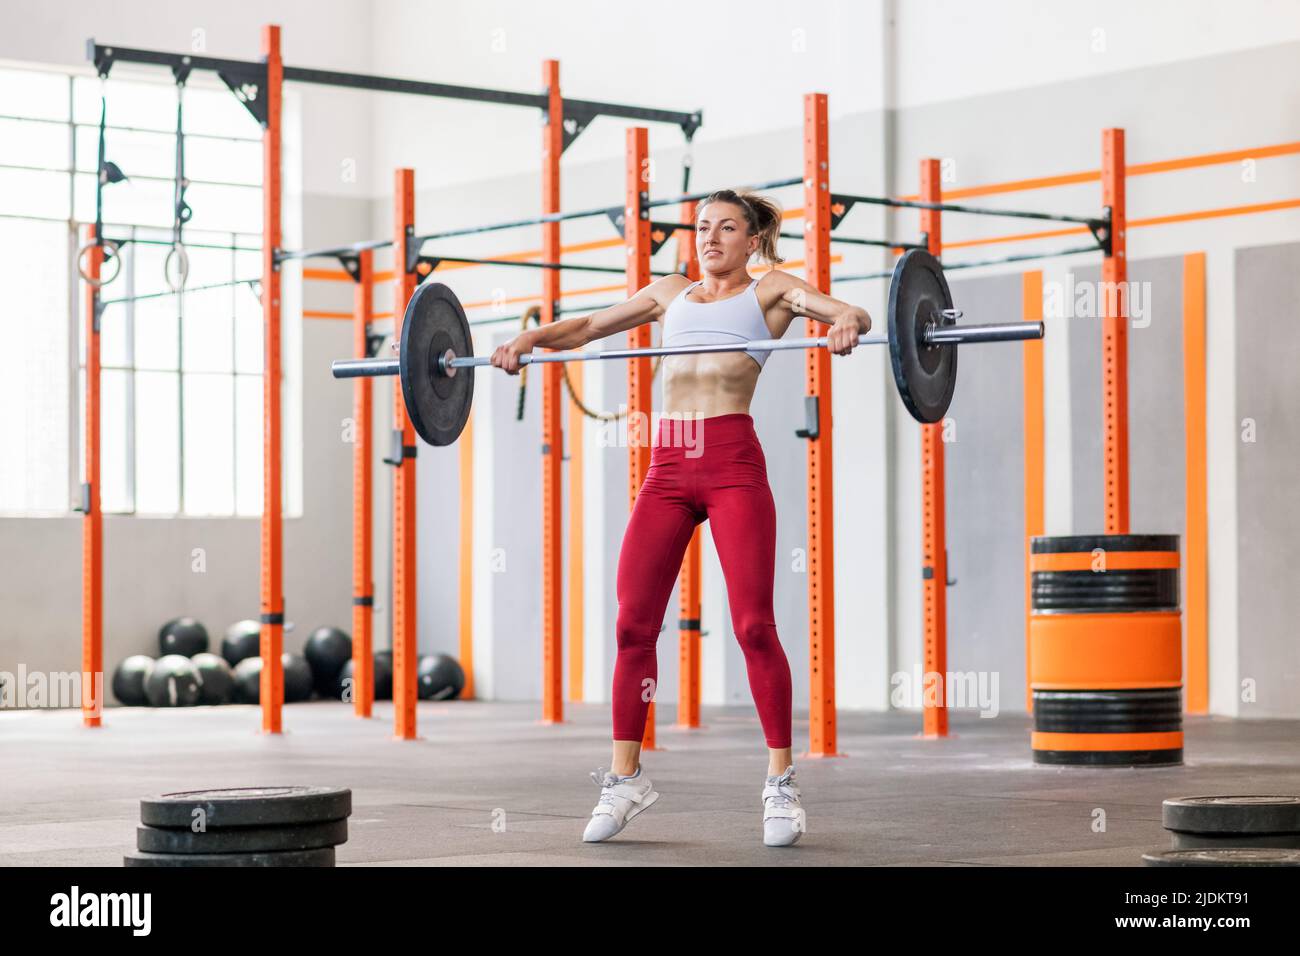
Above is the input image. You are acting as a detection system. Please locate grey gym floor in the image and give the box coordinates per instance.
[2,702,1296,866]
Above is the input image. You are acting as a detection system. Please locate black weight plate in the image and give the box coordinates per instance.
[1031,533,1181,554]
[1163,795,1300,835]
[400,281,473,446]
[137,818,347,854]
[887,249,956,424]
[139,786,351,828]
[1143,847,1300,867]
[1172,830,1300,850]
[124,847,335,868]
[1030,568,1180,611]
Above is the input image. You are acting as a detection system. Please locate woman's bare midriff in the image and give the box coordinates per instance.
[661,350,762,418]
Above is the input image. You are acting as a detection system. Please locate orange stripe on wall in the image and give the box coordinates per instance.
[436,237,623,268]
[930,197,1300,254]
[460,283,625,310]
[898,139,1300,201]
[1130,141,1300,177]
[943,226,1088,251]
[306,310,392,320]
[915,170,1101,201]
[1130,198,1300,229]
[301,238,628,285]
[1182,252,1208,715]
[304,268,352,282]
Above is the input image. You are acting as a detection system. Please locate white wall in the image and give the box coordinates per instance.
[361,0,1300,194]
[893,0,1300,108]
[365,0,886,195]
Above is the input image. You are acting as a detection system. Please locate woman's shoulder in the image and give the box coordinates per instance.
[652,272,697,306]
[754,269,798,291]
[753,268,800,309]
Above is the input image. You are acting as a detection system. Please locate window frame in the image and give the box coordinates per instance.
[0,64,285,518]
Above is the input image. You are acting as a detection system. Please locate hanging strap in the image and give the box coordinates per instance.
[78,77,121,288]
[165,78,192,292]
[94,81,107,247]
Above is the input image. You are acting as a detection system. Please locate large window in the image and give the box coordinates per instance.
[0,65,276,516]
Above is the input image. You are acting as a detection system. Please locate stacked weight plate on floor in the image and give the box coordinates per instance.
[124,786,351,867]
[1143,848,1300,867]
[1028,534,1183,765]
[1161,795,1300,850]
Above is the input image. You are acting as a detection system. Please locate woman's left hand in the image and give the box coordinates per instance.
[827,312,868,355]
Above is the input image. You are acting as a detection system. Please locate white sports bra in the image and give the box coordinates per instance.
[661,276,773,369]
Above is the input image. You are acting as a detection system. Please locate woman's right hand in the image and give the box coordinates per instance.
[491,333,535,375]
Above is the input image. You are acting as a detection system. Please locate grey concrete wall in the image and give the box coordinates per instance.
[941,270,1028,714]
[1234,241,1300,718]
[412,413,463,658]
[1067,256,1186,541]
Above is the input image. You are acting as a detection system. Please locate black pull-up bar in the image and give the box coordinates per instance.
[86,39,702,141]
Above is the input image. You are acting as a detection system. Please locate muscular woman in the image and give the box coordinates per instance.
[491,189,871,847]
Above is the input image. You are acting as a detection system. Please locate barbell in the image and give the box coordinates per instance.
[329,249,1044,446]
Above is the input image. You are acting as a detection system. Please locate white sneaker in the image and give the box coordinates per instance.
[582,767,659,842]
[762,766,804,847]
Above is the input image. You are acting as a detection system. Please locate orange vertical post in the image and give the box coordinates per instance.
[919,157,949,739]
[352,249,375,717]
[1182,252,1208,713]
[562,116,584,706]
[81,226,103,728]
[459,408,476,700]
[259,24,285,734]
[1101,128,1130,535]
[1022,270,1045,714]
[676,200,702,730]
[392,168,418,740]
[566,376,585,703]
[803,93,838,757]
[677,531,702,730]
[540,60,564,724]
[625,127,656,750]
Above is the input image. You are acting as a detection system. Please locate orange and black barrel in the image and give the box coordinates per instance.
[1028,534,1182,766]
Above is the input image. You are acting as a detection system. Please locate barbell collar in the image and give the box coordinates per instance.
[926,320,1045,344]
[333,357,400,378]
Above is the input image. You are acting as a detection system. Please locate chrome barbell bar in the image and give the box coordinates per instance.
[330,318,1045,380]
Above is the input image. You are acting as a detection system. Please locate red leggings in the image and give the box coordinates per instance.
[612,412,792,749]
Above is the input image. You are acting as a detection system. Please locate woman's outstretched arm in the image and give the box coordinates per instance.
[491,275,686,373]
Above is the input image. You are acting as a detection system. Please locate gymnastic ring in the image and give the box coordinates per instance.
[164,242,190,293]
[76,238,121,288]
